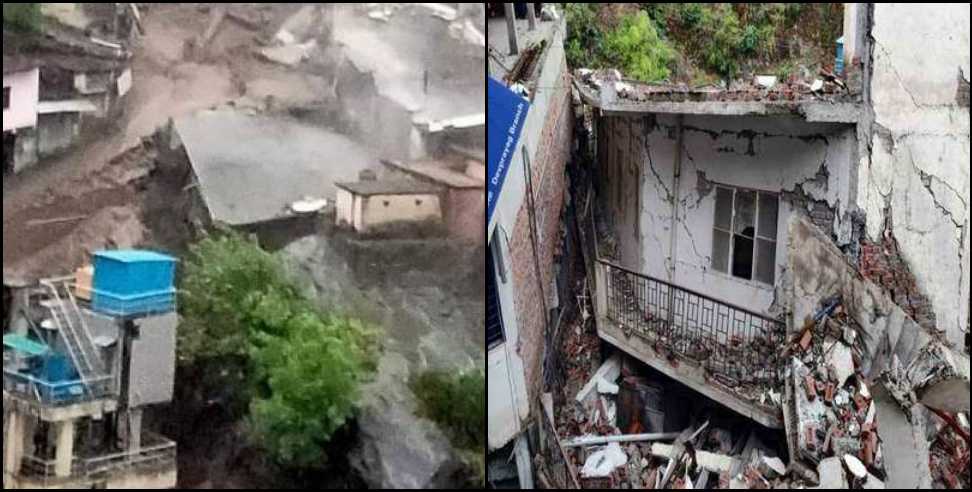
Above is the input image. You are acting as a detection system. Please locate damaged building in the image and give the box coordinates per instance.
[3,3,137,175]
[488,2,970,490]
[487,4,575,488]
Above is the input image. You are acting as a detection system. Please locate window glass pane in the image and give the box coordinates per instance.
[734,190,756,237]
[714,188,733,230]
[758,193,779,240]
[756,239,777,285]
[732,235,754,280]
[712,229,730,273]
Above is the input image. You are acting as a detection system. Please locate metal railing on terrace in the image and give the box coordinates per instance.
[578,191,787,398]
[18,433,177,485]
[2,367,115,406]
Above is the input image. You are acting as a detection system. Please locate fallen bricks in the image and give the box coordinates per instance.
[786,216,972,490]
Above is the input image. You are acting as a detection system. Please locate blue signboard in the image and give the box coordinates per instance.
[487,77,530,226]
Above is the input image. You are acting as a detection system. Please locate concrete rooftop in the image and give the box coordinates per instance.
[175,109,379,226]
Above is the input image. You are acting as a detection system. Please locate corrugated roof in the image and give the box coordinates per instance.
[94,250,177,264]
[334,179,442,197]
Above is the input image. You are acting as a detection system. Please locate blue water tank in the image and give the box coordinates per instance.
[92,250,177,317]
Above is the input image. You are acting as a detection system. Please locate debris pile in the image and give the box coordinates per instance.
[929,411,970,489]
[555,342,790,490]
[786,296,888,489]
[574,67,853,105]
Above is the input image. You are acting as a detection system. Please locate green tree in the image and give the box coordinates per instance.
[178,231,379,467]
[601,11,675,83]
[250,313,378,467]
[412,369,486,487]
[3,3,42,32]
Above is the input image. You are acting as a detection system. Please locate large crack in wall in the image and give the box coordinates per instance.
[860,3,971,347]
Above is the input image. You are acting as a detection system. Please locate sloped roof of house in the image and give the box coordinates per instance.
[382,159,484,189]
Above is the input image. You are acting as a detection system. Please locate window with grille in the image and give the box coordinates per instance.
[487,241,505,349]
[711,186,779,285]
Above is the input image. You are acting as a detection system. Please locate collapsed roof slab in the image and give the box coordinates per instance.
[787,215,970,412]
[175,109,380,227]
[573,79,863,123]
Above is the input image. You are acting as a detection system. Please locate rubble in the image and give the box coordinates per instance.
[786,295,889,489]
[580,442,628,478]
[929,409,970,489]
[576,353,622,406]
[573,66,854,106]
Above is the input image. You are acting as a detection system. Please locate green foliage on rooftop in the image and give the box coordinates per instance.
[178,231,379,469]
[565,3,843,84]
[411,369,486,487]
[601,11,675,83]
[2,3,42,33]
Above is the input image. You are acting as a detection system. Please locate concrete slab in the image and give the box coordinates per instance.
[175,109,380,226]
[871,385,933,490]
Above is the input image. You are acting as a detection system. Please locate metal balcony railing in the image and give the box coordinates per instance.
[578,191,787,398]
[598,259,786,390]
[2,367,115,406]
[17,433,177,485]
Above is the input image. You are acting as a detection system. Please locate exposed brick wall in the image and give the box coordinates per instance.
[509,63,573,408]
[859,231,938,332]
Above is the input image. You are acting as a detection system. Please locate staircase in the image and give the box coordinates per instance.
[40,279,106,395]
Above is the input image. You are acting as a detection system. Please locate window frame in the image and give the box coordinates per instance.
[2,87,10,110]
[711,185,779,286]
[487,240,506,350]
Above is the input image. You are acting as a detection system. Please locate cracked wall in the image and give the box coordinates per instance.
[600,113,857,315]
[858,4,971,347]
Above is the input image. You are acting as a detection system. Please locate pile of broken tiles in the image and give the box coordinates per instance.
[788,296,887,489]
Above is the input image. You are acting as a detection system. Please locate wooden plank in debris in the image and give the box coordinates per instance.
[563,432,681,448]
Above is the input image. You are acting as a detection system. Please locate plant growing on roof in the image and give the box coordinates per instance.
[601,11,675,83]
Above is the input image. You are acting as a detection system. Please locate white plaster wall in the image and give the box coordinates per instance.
[2,68,39,132]
[336,189,354,226]
[361,193,441,229]
[605,114,856,315]
[859,4,971,345]
[487,227,530,451]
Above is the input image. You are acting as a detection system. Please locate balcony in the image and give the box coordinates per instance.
[17,433,177,488]
[2,367,114,406]
[578,197,786,428]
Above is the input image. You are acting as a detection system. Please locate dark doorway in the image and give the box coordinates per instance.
[3,131,15,175]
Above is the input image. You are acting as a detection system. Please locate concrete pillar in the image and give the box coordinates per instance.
[54,420,75,478]
[503,3,519,56]
[4,411,26,480]
[842,3,867,68]
[526,3,537,30]
[129,408,143,455]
